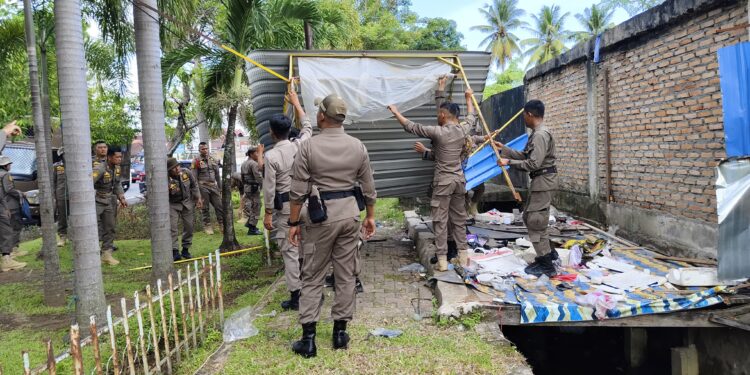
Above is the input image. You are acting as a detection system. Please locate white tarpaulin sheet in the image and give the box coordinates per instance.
[297,57,451,124]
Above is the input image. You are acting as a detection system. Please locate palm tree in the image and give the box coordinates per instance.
[24,0,64,306]
[133,0,174,281]
[54,0,107,325]
[470,0,527,70]
[573,4,615,43]
[522,5,571,69]
[162,0,327,251]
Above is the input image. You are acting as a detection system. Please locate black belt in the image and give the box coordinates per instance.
[530,166,557,179]
[276,191,290,203]
[320,190,355,200]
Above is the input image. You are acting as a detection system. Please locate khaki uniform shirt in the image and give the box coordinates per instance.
[0,169,16,214]
[192,155,221,188]
[53,161,66,201]
[168,168,201,208]
[92,159,124,205]
[501,127,558,192]
[290,127,377,224]
[263,117,313,214]
[0,132,6,154]
[240,158,262,194]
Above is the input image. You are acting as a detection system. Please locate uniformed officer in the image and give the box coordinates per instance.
[0,121,21,154]
[167,157,203,261]
[389,87,477,271]
[0,155,26,271]
[288,94,377,358]
[93,146,127,265]
[241,144,264,235]
[192,142,223,235]
[53,147,68,247]
[263,87,312,311]
[494,100,558,277]
[93,140,108,163]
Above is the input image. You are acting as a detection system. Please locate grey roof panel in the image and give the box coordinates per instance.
[246,50,492,197]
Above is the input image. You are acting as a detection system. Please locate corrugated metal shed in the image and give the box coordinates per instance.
[245,50,492,197]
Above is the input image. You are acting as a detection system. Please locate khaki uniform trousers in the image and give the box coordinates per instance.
[299,217,361,324]
[273,205,301,292]
[199,182,224,226]
[170,204,195,250]
[431,180,469,256]
[523,190,553,256]
[242,191,261,227]
[0,211,13,254]
[96,201,116,251]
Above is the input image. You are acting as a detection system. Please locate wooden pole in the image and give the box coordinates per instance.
[134,292,150,375]
[89,316,103,375]
[201,265,210,323]
[194,260,204,339]
[216,250,225,325]
[45,339,57,375]
[22,351,31,375]
[167,274,182,362]
[207,254,216,313]
[120,298,136,375]
[187,265,198,348]
[156,279,173,374]
[70,324,83,375]
[264,229,271,266]
[106,306,121,375]
[145,285,162,373]
[177,270,190,357]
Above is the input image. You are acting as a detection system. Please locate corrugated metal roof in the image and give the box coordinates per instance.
[246,50,492,197]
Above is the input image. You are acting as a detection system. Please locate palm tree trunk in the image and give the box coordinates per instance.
[53,0,106,324]
[24,0,64,307]
[133,0,173,283]
[193,58,210,147]
[39,29,55,174]
[220,104,239,251]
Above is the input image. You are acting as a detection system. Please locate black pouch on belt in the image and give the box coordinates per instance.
[273,193,283,210]
[308,195,328,223]
[354,186,366,212]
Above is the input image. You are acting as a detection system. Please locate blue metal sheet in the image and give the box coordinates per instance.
[718,42,750,158]
[464,133,528,191]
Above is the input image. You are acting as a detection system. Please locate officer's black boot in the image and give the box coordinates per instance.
[447,240,458,261]
[355,278,364,293]
[247,225,261,236]
[325,274,335,288]
[281,290,300,310]
[332,320,350,350]
[172,249,182,262]
[181,248,193,260]
[524,252,557,277]
[292,322,317,358]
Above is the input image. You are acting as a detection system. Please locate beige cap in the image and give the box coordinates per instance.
[314,95,347,122]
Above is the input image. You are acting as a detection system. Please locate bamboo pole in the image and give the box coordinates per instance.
[264,229,271,266]
[468,108,525,157]
[207,254,216,314]
[128,246,263,271]
[453,56,521,202]
[106,306,121,375]
[186,265,197,349]
[201,266,209,325]
[89,316,103,375]
[45,339,56,375]
[156,280,173,374]
[22,351,30,375]
[215,249,224,325]
[133,292,150,375]
[145,285,162,373]
[177,270,190,357]
[167,274,181,363]
[70,324,83,375]
[194,260,204,339]
[120,298,136,375]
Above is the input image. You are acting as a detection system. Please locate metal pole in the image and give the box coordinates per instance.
[304,21,314,50]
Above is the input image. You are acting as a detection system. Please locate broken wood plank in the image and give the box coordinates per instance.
[581,223,637,247]
[652,255,717,266]
[709,314,750,332]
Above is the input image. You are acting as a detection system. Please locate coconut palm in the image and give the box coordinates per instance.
[162,0,329,251]
[573,4,615,43]
[522,5,571,69]
[23,0,64,306]
[54,0,107,325]
[470,0,527,70]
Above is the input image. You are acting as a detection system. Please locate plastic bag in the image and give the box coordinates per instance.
[222,307,277,343]
[398,263,426,273]
[370,328,403,338]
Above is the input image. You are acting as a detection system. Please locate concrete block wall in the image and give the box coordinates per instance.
[523,0,749,258]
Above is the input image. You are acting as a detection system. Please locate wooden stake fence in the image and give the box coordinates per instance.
[9,250,225,374]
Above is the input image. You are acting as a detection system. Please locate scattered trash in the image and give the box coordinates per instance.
[398,263,426,273]
[665,267,743,287]
[223,306,261,342]
[601,270,664,292]
[516,238,532,248]
[535,274,550,286]
[575,291,621,319]
[552,273,578,282]
[591,256,636,273]
[370,328,403,338]
[568,245,583,267]
[476,273,495,284]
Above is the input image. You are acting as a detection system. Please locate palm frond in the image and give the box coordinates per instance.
[161,43,214,86]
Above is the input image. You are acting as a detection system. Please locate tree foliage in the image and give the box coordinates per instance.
[598,0,664,17]
[573,4,615,43]
[483,60,523,97]
[522,5,571,69]
[88,89,139,146]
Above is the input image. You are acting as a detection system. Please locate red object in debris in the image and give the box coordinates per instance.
[569,220,583,225]
[552,273,578,282]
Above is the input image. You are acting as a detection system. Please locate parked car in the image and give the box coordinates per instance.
[4,141,131,225]
[138,160,192,194]
[131,162,145,182]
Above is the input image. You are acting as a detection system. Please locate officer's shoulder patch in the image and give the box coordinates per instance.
[56,165,65,172]
[181,171,190,181]
[93,161,101,167]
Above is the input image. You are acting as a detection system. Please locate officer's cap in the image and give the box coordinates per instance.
[0,155,12,166]
[315,95,347,122]
[167,157,179,171]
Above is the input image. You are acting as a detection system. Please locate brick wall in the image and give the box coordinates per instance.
[525,0,748,225]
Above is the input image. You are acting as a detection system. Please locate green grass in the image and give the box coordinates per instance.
[361,197,405,227]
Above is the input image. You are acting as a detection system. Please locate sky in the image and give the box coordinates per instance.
[411,0,632,71]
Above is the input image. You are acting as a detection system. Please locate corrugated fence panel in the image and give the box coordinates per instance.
[246,50,492,197]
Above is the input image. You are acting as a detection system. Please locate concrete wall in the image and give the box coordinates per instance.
[525,0,749,258]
